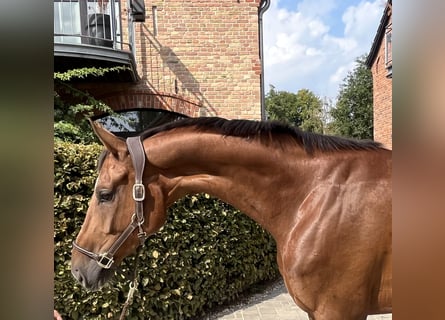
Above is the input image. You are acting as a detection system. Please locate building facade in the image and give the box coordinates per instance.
[366,0,392,149]
[54,0,270,123]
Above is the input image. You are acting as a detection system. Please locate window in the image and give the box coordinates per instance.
[54,1,81,44]
[92,109,189,138]
[385,23,392,77]
[54,0,122,47]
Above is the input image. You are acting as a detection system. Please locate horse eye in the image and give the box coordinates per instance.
[98,190,114,203]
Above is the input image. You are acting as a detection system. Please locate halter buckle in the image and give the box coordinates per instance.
[97,253,114,269]
[132,183,145,201]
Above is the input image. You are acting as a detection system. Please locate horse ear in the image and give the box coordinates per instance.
[89,119,128,159]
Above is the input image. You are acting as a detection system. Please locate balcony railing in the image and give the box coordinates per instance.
[54,0,130,49]
[54,0,143,81]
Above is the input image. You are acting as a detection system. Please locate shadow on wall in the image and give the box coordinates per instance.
[139,24,217,116]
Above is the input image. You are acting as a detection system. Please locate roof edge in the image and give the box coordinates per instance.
[365,1,392,68]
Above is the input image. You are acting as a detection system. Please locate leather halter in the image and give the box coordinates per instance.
[72,136,148,269]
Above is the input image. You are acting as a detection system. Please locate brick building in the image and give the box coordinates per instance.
[366,0,392,149]
[54,0,271,129]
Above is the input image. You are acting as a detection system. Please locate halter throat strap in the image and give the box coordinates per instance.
[72,136,148,269]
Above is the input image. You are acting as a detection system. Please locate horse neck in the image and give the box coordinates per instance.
[143,130,311,239]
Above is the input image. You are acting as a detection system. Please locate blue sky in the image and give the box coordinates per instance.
[262,0,387,102]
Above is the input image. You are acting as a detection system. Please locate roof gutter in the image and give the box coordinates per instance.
[365,0,392,68]
[258,0,271,120]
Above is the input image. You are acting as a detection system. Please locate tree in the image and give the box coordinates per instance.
[320,96,334,135]
[265,86,324,133]
[330,55,373,139]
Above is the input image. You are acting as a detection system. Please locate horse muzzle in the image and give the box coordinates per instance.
[71,252,114,291]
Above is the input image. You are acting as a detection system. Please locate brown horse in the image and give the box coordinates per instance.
[71,117,392,320]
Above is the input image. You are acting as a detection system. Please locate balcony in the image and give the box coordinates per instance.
[54,0,144,82]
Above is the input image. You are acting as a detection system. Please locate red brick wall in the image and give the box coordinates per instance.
[73,1,262,119]
[130,0,263,119]
[370,16,392,149]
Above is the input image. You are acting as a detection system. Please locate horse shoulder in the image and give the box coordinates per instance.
[278,181,391,315]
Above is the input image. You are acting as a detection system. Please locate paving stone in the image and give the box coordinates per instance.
[209,279,392,320]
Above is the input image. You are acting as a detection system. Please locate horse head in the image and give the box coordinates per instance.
[71,121,166,290]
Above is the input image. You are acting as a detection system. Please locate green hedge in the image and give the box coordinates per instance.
[54,141,279,319]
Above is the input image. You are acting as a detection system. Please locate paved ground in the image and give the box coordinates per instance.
[201,278,392,320]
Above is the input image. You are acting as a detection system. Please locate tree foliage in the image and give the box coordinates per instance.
[265,87,324,133]
[329,55,373,139]
[54,67,126,144]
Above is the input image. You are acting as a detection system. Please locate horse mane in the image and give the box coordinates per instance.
[139,117,382,154]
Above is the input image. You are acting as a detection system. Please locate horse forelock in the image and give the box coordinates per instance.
[139,117,383,154]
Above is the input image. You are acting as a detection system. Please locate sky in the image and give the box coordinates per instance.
[262,0,387,102]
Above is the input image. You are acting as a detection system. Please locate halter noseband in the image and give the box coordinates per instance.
[72,136,148,269]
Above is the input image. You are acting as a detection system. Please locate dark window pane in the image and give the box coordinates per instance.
[93,109,189,137]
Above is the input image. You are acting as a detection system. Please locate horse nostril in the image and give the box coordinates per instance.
[72,267,84,285]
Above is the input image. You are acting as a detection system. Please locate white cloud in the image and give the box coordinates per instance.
[329,60,356,84]
[263,1,329,73]
[342,1,383,48]
[306,47,322,56]
[308,19,329,37]
[263,0,384,100]
[297,0,336,18]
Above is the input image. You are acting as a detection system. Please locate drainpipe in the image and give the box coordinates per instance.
[258,0,271,120]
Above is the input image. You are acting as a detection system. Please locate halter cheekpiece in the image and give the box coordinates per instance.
[72,136,148,269]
